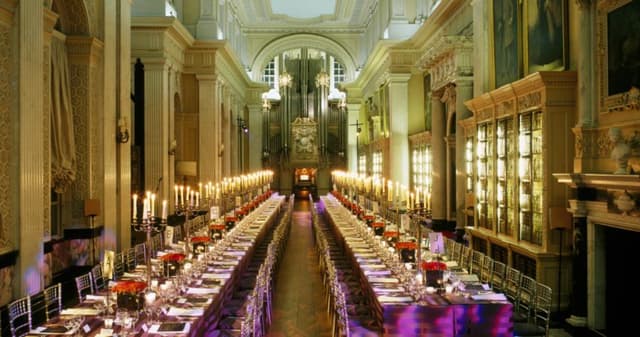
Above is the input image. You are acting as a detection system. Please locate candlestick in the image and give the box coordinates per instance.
[132,194,138,220]
[174,185,179,205]
[162,200,168,220]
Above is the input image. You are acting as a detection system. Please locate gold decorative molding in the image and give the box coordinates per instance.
[408,131,432,147]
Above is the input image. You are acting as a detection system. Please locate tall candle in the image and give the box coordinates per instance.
[142,198,149,220]
[150,193,156,216]
[132,194,138,220]
[161,200,168,220]
[180,185,184,205]
[174,185,179,205]
[199,183,203,198]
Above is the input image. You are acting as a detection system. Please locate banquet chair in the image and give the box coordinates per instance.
[91,264,105,291]
[8,296,32,337]
[469,250,485,275]
[113,251,125,279]
[479,255,494,284]
[514,282,552,336]
[504,266,522,304]
[75,272,94,302]
[490,261,507,292]
[125,247,136,271]
[450,241,462,263]
[43,283,62,321]
[514,275,537,323]
[134,243,146,265]
[459,246,471,271]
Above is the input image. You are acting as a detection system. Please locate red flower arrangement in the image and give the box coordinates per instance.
[111,280,147,295]
[190,236,210,243]
[421,261,447,271]
[159,253,186,263]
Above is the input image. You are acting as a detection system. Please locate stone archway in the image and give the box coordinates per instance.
[250,33,358,82]
[51,0,90,36]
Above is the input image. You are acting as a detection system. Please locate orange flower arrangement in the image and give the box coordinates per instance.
[190,236,210,243]
[421,261,447,271]
[111,280,147,295]
[159,253,186,263]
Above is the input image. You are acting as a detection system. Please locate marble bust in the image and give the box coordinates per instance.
[609,127,631,174]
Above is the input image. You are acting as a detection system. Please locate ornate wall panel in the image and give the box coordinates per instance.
[0,16,12,249]
[70,64,89,220]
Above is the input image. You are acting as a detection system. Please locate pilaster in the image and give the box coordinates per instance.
[18,0,44,296]
[574,0,597,128]
[143,62,170,202]
[116,0,132,251]
[431,94,446,222]
[455,79,473,229]
[197,74,218,182]
[196,0,218,40]
[387,73,411,186]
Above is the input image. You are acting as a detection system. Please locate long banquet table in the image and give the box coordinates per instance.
[321,194,513,337]
[26,193,285,337]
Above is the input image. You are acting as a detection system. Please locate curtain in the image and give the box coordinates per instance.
[51,36,76,193]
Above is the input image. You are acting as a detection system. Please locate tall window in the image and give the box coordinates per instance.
[412,145,432,203]
[331,58,345,88]
[372,151,382,179]
[358,155,367,176]
[262,58,277,89]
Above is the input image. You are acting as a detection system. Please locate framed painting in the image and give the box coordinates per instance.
[605,0,640,96]
[492,0,521,88]
[524,0,567,74]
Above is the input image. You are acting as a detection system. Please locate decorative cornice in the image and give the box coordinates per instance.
[408,131,432,146]
[418,35,474,91]
[554,173,640,190]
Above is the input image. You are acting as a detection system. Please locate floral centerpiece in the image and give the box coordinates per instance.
[210,222,226,240]
[159,253,186,277]
[190,236,210,255]
[112,281,147,311]
[225,215,237,231]
[421,261,447,288]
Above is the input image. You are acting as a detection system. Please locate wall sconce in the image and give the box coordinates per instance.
[117,117,129,144]
[168,139,177,156]
[237,117,249,134]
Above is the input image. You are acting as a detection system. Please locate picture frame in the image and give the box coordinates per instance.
[603,0,640,97]
[596,0,640,113]
[491,0,522,89]
[524,0,567,74]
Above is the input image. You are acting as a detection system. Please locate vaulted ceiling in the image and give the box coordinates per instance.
[233,0,378,32]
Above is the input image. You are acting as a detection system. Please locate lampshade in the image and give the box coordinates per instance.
[84,198,100,217]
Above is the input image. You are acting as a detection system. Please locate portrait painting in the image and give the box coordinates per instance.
[607,0,640,96]
[493,0,520,88]
[525,0,566,73]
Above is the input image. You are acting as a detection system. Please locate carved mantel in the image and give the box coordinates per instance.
[417,35,473,91]
[554,173,640,231]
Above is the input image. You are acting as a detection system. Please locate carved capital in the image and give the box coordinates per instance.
[575,0,591,10]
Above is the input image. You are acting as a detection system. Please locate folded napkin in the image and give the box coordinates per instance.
[61,308,100,316]
[368,277,400,283]
[377,295,414,303]
[166,307,204,317]
[85,294,106,302]
[186,287,220,295]
[149,322,191,334]
[202,272,231,279]
[364,270,392,276]
[470,293,508,301]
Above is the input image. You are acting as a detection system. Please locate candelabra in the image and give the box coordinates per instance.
[131,212,166,286]
[175,201,197,253]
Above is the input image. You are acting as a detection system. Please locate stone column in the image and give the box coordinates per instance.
[470,0,490,97]
[18,0,44,296]
[115,0,132,251]
[197,74,217,182]
[431,93,446,224]
[222,86,231,177]
[387,73,411,186]
[101,0,118,256]
[247,102,263,171]
[455,79,473,230]
[347,103,359,173]
[214,79,223,181]
[574,0,596,128]
[143,62,170,201]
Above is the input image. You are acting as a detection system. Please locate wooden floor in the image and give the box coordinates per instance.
[266,199,333,337]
